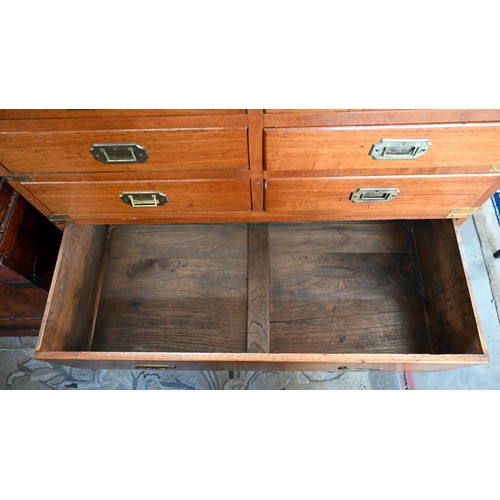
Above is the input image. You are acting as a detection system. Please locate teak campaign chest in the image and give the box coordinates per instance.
[1,109,499,371]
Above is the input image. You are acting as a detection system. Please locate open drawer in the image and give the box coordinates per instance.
[35,220,488,371]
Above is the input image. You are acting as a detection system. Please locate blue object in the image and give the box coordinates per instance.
[491,191,500,228]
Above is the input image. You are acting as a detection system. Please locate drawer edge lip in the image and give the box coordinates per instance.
[0,115,249,133]
[263,111,500,128]
[64,212,460,225]
[263,172,500,179]
[264,122,500,133]
[34,352,489,365]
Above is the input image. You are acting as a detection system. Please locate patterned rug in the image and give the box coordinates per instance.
[0,336,406,390]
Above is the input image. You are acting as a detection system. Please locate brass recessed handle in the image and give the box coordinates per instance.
[369,139,431,160]
[90,143,149,164]
[350,188,400,203]
[120,192,169,208]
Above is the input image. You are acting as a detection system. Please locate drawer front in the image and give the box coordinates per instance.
[264,175,500,217]
[0,128,249,174]
[23,179,252,216]
[32,352,489,372]
[265,124,500,175]
[35,220,487,371]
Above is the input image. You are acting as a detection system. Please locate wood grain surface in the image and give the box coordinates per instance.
[269,222,430,354]
[0,180,62,335]
[0,181,51,216]
[0,110,246,120]
[0,163,10,176]
[263,109,500,127]
[247,109,264,210]
[37,225,109,352]
[469,175,500,209]
[247,224,270,353]
[22,170,253,183]
[0,114,248,133]
[264,175,499,216]
[0,192,26,259]
[412,220,485,355]
[24,179,252,215]
[34,350,488,372]
[0,179,14,222]
[63,210,466,225]
[0,281,47,336]
[0,129,249,174]
[0,193,62,290]
[265,124,500,174]
[264,110,374,113]
[91,224,248,353]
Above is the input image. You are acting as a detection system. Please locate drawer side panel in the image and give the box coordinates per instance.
[37,225,109,352]
[412,220,485,355]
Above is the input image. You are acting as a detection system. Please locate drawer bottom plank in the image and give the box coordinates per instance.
[247,223,270,353]
[269,222,430,354]
[91,225,248,353]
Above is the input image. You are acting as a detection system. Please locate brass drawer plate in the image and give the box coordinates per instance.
[369,139,432,160]
[446,207,479,219]
[90,143,149,164]
[350,187,400,203]
[119,192,168,208]
[2,174,35,182]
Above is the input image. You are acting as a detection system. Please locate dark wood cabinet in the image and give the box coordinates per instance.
[0,179,62,336]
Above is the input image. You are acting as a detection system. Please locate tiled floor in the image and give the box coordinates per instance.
[410,217,500,389]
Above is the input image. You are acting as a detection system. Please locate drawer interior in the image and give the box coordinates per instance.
[93,224,248,353]
[37,220,484,357]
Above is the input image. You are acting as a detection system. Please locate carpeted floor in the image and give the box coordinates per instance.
[0,336,406,390]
